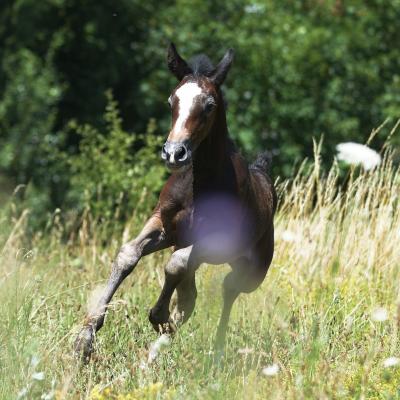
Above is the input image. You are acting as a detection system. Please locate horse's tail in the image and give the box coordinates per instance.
[251,151,277,214]
[250,151,272,174]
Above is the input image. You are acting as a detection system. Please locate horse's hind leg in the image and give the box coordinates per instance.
[172,273,197,324]
[74,213,171,361]
[215,260,265,353]
[149,245,200,332]
[215,276,240,354]
[215,231,274,353]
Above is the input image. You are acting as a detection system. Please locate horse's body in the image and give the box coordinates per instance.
[75,44,276,360]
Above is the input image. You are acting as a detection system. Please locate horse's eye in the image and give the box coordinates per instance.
[204,102,215,114]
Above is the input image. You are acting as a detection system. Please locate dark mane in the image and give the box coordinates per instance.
[188,54,215,77]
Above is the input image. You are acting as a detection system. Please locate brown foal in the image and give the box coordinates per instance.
[75,43,276,361]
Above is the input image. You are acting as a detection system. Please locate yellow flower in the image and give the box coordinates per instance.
[87,381,168,400]
[88,386,103,400]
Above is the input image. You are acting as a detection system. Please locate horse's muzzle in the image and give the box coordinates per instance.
[161,140,192,170]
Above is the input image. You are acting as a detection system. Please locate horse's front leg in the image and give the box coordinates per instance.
[149,245,199,332]
[74,212,172,361]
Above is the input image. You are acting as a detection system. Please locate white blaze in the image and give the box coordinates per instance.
[175,82,202,131]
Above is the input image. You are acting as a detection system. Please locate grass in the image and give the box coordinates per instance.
[1,149,400,399]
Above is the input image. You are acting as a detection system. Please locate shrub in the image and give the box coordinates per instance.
[68,91,165,223]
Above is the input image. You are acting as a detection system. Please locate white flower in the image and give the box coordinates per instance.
[238,347,254,355]
[148,334,171,364]
[139,360,148,370]
[32,372,45,381]
[41,391,55,400]
[17,388,28,399]
[210,383,220,391]
[371,307,389,322]
[383,357,400,368]
[281,230,297,242]
[262,364,280,376]
[336,142,381,171]
[30,355,40,368]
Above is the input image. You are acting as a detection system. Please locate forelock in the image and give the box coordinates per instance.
[188,54,215,77]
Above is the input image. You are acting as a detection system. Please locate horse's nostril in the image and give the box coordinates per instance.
[175,145,187,161]
[162,141,189,165]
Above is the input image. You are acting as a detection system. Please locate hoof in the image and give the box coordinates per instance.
[149,308,177,334]
[213,335,227,367]
[170,307,184,326]
[74,326,94,363]
[213,347,226,367]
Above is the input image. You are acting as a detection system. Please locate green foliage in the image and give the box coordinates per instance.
[68,91,164,221]
[149,0,400,174]
[1,0,400,214]
[0,48,61,182]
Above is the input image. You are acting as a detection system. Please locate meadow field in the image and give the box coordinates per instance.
[1,150,400,399]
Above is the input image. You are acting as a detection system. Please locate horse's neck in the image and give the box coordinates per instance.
[192,106,233,199]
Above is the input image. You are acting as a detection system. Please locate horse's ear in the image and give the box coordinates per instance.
[210,48,234,86]
[167,43,192,81]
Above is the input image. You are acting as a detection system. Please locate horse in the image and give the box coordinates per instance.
[74,43,276,361]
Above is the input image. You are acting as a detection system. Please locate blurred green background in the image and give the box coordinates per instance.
[1,0,399,223]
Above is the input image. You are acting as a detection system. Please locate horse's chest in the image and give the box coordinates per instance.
[161,193,250,251]
[159,165,251,249]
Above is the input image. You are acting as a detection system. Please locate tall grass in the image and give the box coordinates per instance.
[1,148,399,399]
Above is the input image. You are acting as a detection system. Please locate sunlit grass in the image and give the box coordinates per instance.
[1,148,400,399]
